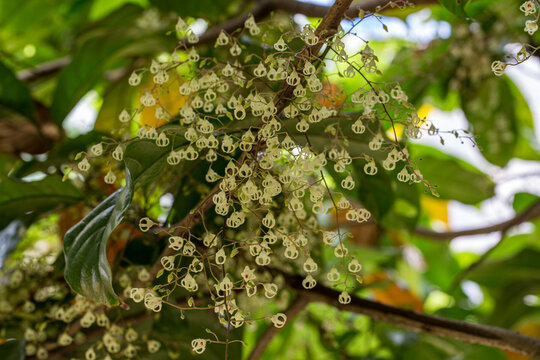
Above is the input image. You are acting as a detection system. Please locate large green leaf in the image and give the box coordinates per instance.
[63,169,134,306]
[412,145,494,204]
[50,34,134,125]
[0,175,83,230]
[94,75,134,132]
[0,61,35,121]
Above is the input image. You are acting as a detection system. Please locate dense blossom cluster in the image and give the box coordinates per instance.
[0,257,161,359]
[70,12,435,356]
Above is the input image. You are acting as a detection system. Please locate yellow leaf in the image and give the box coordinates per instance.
[139,76,187,128]
[421,195,449,229]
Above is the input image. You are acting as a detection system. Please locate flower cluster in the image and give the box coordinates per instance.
[74,10,433,356]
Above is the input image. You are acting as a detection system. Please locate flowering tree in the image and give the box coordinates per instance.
[1,0,540,359]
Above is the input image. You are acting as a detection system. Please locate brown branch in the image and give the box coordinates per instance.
[17,1,437,82]
[196,0,435,46]
[414,199,540,240]
[16,56,71,82]
[287,277,540,358]
[147,183,221,279]
[247,296,309,360]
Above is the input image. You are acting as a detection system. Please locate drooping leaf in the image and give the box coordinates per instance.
[412,145,495,204]
[0,61,35,121]
[0,175,83,230]
[63,169,134,306]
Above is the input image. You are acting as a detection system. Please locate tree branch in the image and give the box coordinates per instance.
[414,199,540,240]
[287,277,540,358]
[196,0,434,46]
[16,56,71,82]
[247,296,309,360]
[17,1,437,82]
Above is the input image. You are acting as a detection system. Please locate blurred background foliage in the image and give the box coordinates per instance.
[1,0,540,359]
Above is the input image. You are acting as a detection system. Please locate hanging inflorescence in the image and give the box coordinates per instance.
[72,9,436,358]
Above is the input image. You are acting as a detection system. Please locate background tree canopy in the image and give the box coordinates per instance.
[1,0,540,359]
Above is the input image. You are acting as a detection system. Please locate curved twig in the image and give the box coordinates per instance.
[17,0,438,82]
[414,199,540,240]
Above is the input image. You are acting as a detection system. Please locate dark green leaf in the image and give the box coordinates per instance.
[412,145,494,204]
[63,169,134,306]
[0,61,35,121]
[469,248,540,288]
[0,175,83,230]
[50,34,134,125]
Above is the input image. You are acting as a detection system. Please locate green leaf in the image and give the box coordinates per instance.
[438,0,470,20]
[94,75,134,132]
[461,76,519,167]
[513,192,540,212]
[0,61,35,121]
[50,34,133,125]
[63,169,134,306]
[0,175,83,230]
[412,236,460,291]
[124,130,187,188]
[412,145,494,204]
